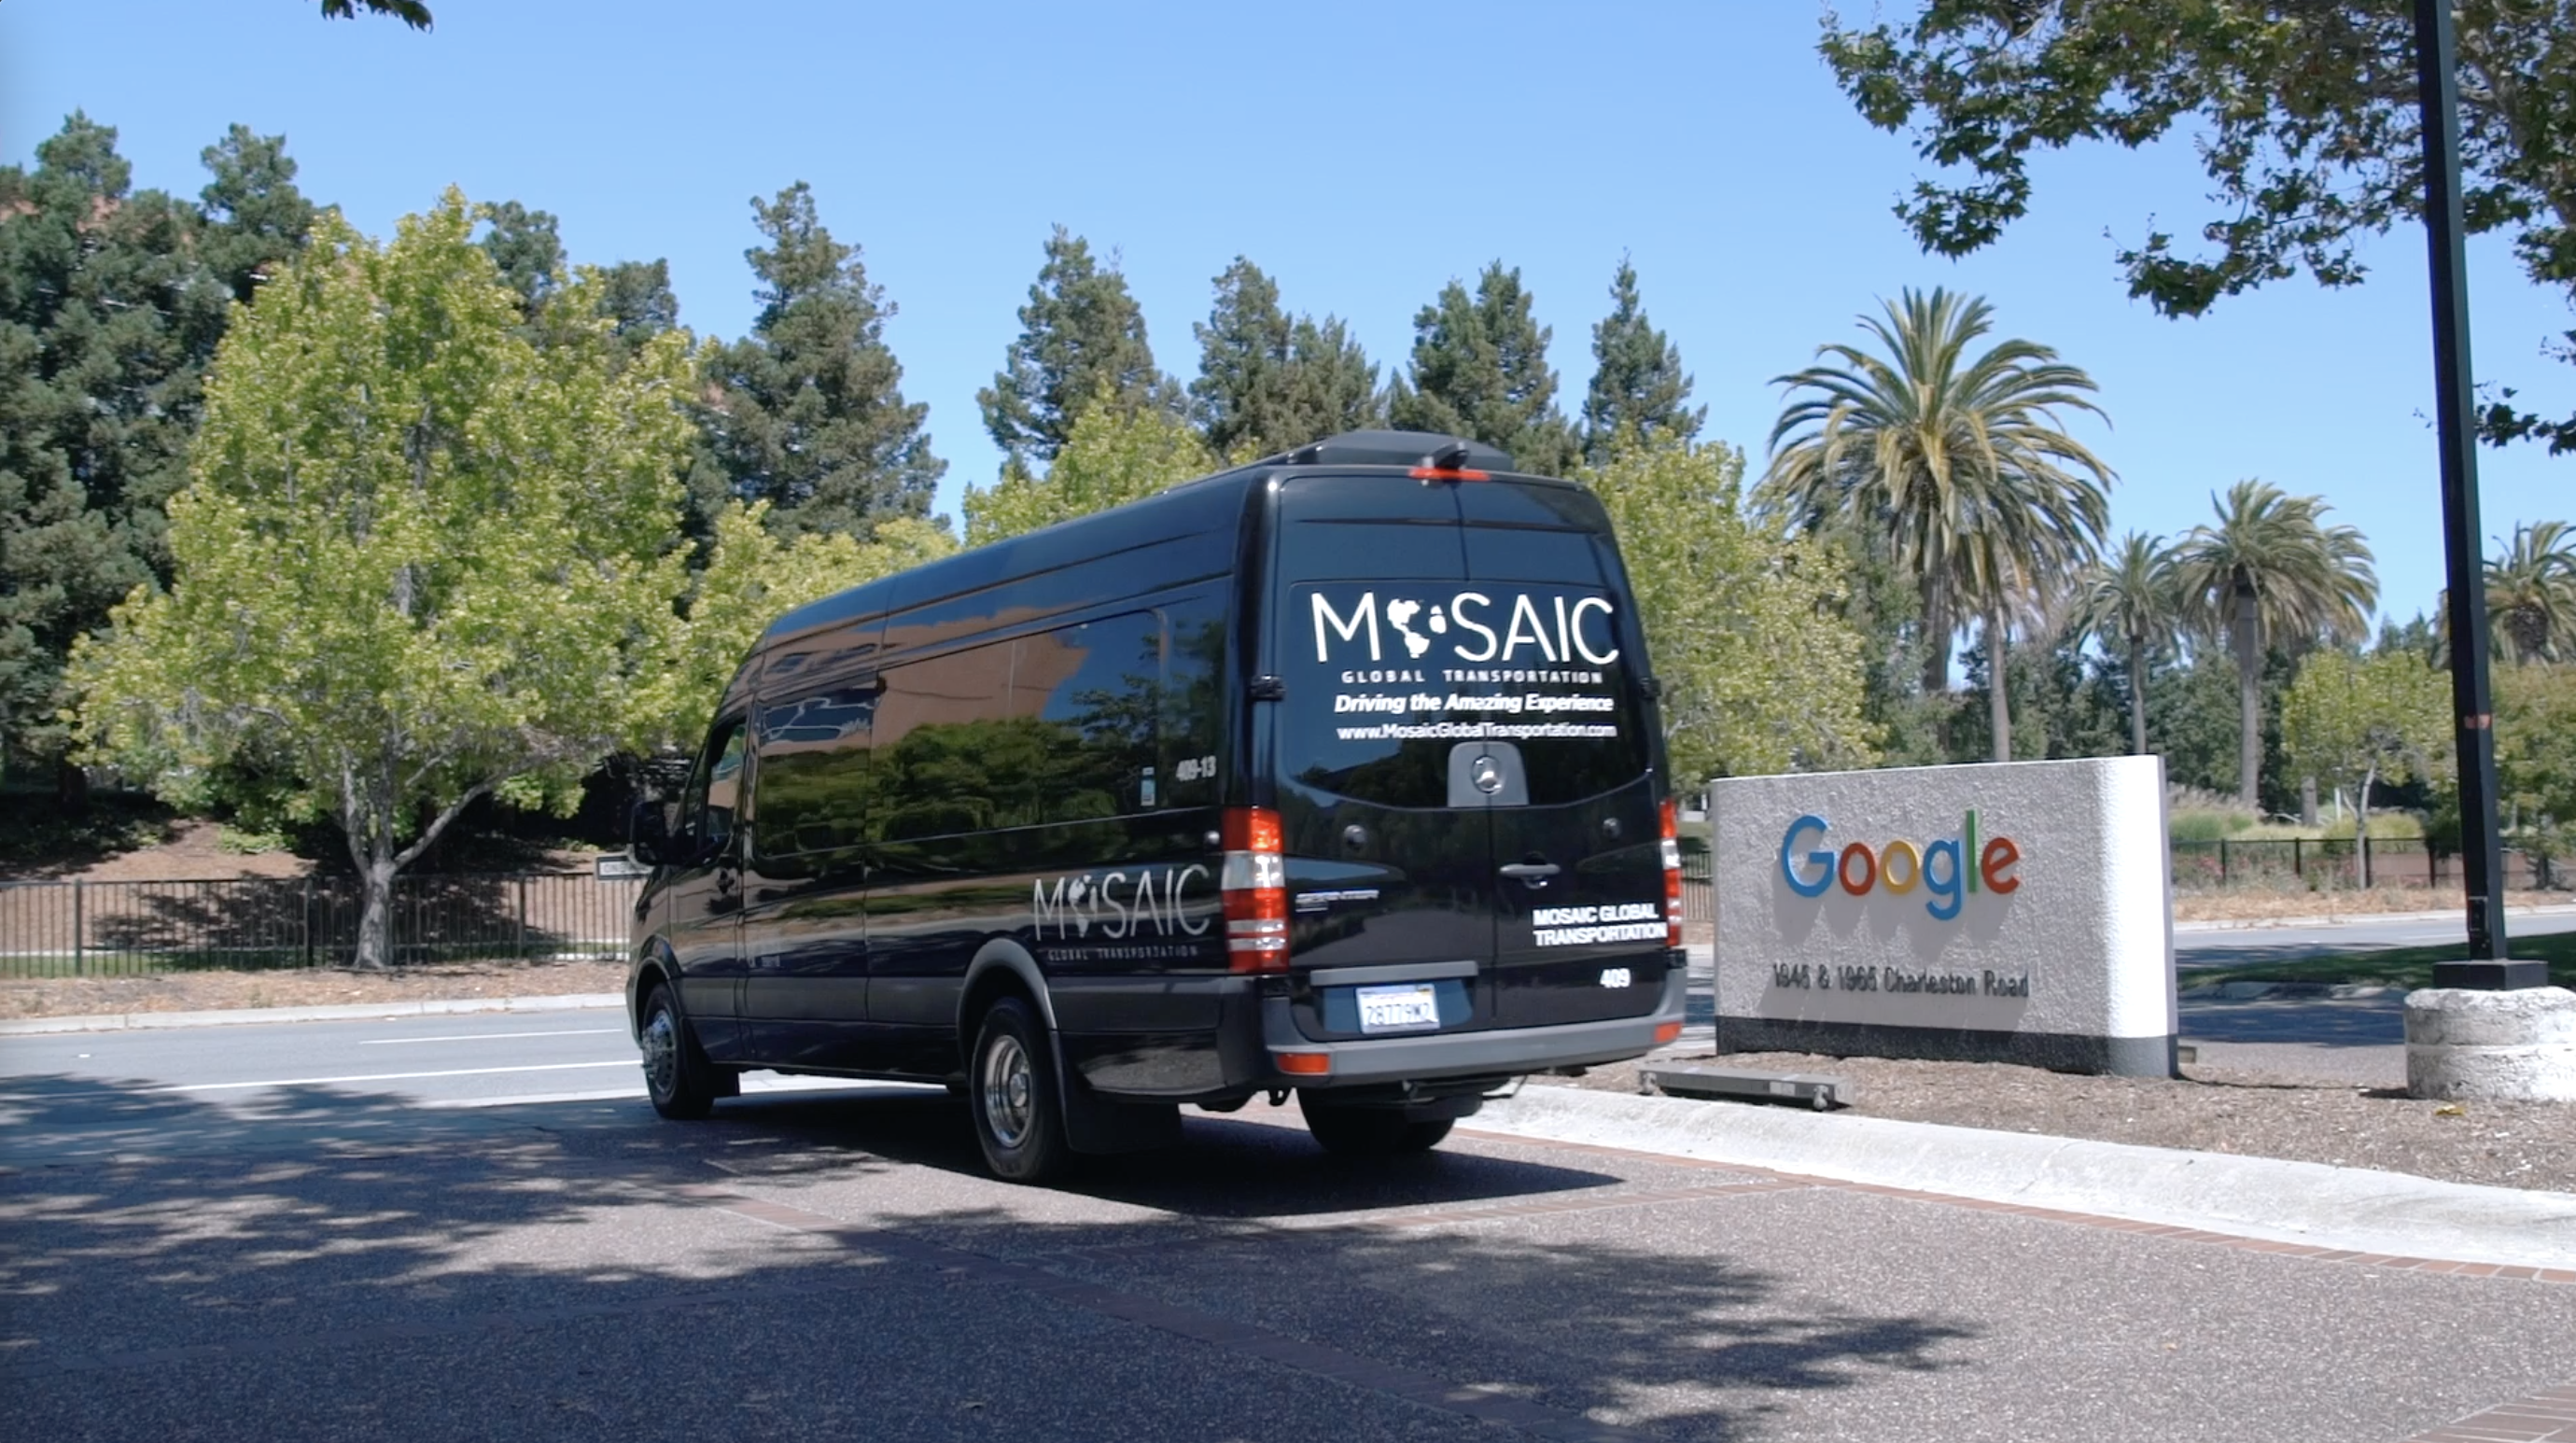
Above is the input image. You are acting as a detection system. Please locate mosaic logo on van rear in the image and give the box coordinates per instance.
[1310,589,1621,667]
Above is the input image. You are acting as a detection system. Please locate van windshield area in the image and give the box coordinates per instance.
[1280,579,1648,808]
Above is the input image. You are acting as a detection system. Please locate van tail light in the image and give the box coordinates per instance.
[1222,806,1288,974]
[1659,797,1684,949]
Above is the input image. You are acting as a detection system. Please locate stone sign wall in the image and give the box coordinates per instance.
[1710,755,2175,1076]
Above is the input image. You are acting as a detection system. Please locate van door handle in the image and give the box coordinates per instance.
[1499,862,1560,881]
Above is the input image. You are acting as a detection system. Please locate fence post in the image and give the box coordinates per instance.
[516,876,529,961]
[2293,837,2303,881]
[301,877,315,969]
[72,880,85,977]
[2219,838,2230,886]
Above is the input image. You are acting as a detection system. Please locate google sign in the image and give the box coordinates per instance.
[1778,811,2022,921]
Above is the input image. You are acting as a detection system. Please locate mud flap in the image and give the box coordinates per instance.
[1053,1051,1183,1155]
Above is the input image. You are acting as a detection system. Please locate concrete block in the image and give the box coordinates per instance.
[2404,986,2576,1101]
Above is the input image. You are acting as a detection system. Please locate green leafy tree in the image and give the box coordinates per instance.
[1188,257,1383,458]
[2075,532,2180,756]
[0,115,237,791]
[1818,1,2576,452]
[694,183,944,539]
[1759,287,2114,762]
[2171,480,2378,811]
[2284,649,2454,884]
[962,398,1214,546]
[650,499,954,750]
[2485,519,2576,664]
[1580,258,1703,463]
[1581,437,1876,783]
[2495,664,2576,842]
[69,193,696,970]
[474,200,566,321]
[1388,262,1580,476]
[979,227,1179,467]
[318,0,432,28]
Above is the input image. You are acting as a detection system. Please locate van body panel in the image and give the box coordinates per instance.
[628,435,1684,1130]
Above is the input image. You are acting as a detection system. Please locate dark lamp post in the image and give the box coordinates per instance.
[2413,0,2541,989]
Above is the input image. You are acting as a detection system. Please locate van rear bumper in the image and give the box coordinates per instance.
[1259,967,1687,1088]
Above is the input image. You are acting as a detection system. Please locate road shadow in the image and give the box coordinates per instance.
[0,1072,1981,1441]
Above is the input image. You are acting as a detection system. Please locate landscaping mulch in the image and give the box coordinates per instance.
[0,959,628,1019]
[1536,1051,2575,1196]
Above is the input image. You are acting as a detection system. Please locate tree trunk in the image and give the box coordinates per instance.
[1987,603,2011,764]
[1919,583,1951,694]
[2126,639,2149,756]
[54,756,90,810]
[354,858,398,972]
[2233,579,2262,812]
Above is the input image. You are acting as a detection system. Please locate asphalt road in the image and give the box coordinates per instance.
[4,1011,2570,1443]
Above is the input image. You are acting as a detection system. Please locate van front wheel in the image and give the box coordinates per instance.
[1299,1096,1453,1156]
[639,984,718,1120]
[970,996,1071,1184]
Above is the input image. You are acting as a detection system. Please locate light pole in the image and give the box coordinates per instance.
[2413,0,2540,989]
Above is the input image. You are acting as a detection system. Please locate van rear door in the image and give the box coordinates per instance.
[1455,481,1668,1028]
[1268,472,1667,1040]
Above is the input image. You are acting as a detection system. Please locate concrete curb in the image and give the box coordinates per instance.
[2175,902,2576,933]
[1475,1084,2576,1269]
[0,993,625,1036]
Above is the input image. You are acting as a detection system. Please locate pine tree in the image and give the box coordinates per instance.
[979,226,1178,466]
[1580,257,1701,461]
[1189,257,1382,458]
[1388,261,1577,475]
[474,200,566,320]
[0,115,238,786]
[693,183,944,539]
[196,125,315,304]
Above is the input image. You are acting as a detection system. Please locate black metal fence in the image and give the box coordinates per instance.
[0,872,641,977]
[2168,837,2560,892]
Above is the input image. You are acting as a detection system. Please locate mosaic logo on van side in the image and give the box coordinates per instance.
[1031,865,1212,942]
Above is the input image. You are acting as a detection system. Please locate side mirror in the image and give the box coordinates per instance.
[629,798,670,868]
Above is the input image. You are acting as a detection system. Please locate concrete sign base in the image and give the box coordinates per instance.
[1711,755,2175,1078]
[2404,985,2576,1101]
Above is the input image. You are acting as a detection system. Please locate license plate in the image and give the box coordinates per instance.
[1355,982,1440,1034]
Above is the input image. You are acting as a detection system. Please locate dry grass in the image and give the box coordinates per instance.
[2174,888,2566,922]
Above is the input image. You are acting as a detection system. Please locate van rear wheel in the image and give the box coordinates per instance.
[970,996,1071,1184]
[1299,1096,1453,1156]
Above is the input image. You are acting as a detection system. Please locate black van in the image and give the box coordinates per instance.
[626,429,1686,1180]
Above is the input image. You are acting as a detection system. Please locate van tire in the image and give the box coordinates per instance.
[639,983,718,1120]
[970,996,1071,1184]
[1299,1097,1453,1156]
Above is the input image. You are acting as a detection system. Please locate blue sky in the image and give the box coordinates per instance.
[6,0,2568,628]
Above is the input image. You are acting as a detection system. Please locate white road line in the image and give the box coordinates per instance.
[359,1029,622,1045]
[141,1060,639,1093]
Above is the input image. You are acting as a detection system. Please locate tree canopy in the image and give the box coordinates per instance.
[1188,257,1384,459]
[693,183,945,539]
[0,115,305,788]
[2283,647,2453,879]
[979,227,1179,467]
[1582,438,1876,782]
[962,398,1214,546]
[1580,258,1702,463]
[1388,262,1580,477]
[1820,0,2576,451]
[70,193,695,968]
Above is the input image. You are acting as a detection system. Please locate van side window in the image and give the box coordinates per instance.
[871,638,1017,839]
[680,720,748,852]
[1014,611,1161,822]
[753,681,876,856]
[1158,594,1226,809]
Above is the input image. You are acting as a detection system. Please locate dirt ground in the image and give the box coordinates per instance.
[0,959,628,1019]
[1534,1052,2574,1196]
[2171,887,2565,922]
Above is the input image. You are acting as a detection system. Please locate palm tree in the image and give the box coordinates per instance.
[2485,520,2576,665]
[1761,287,2113,763]
[2169,481,2376,812]
[2075,532,2177,757]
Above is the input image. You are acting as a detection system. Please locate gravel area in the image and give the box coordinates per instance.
[1536,1050,2576,1195]
[0,960,627,1018]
